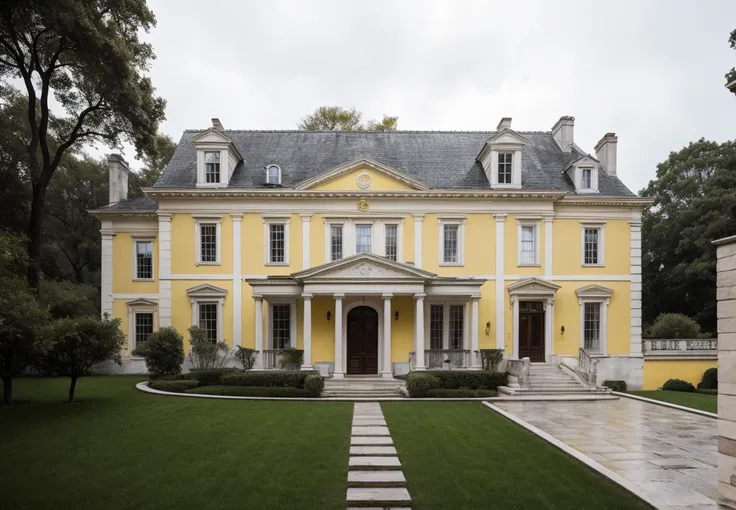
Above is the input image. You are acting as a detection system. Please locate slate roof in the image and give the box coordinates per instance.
[154,130,636,196]
[93,196,158,213]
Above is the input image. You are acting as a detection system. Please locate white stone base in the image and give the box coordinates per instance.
[594,355,644,390]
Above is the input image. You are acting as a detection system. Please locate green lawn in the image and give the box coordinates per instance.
[629,390,717,413]
[0,376,352,510]
[382,403,652,510]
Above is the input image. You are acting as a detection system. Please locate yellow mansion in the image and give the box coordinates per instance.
[92,116,682,390]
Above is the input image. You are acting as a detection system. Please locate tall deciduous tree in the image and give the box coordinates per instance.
[129,133,176,197]
[0,0,166,289]
[726,29,736,95]
[640,139,736,333]
[298,106,398,131]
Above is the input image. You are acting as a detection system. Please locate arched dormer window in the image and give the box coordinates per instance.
[266,164,281,185]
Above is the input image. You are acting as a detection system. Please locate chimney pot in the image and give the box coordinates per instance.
[551,116,575,152]
[211,118,224,131]
[496,117,512,130]
[108,154,130,205]
[594,133,618,176]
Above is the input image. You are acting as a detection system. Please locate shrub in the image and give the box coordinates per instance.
[425,389,498,398]
[149,379,200,392]
[188,325,230,370]
[39,280,99,319]
[696,388,718,395]
[406,373,439,397]
[602,380,627,392]
[423,370,507,390]
[185,367,239,386]
[662,378,695,392]
[646,313,702,339]
[698,367,717,390]
[143,327,185,377]
[279,348,304,369]
[304,374,324,397]
[220,370,316,389]
[479,349,504,372]
[185,386,307,397]
[233,346,258,371]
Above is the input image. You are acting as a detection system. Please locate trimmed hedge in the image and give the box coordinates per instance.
[149,380,200,393]
[662,378,695,392]
[304,374,324,397]
[185,367,239,386]
[696,388,718,395]
[425,370,507,390]
[698,367,717,390]
[220,370,317,389]
[425,389,498,398]
[185,386,308,397]
[406,373,439,397]
[602,380,627,392]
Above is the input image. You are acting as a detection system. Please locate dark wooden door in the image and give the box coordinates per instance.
[519,301,545,362]
[346,306,379,375]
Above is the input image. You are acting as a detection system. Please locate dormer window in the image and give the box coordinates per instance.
[477,118,527,190]
[580,168,592,189]
[204,152,221,183]
[565,156,599,193]
[498,153,513,184]
[267,165,281,185]
[191,126,243,188]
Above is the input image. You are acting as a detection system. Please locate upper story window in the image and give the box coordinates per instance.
[204,151,221,183]
[580,168,592,189]
[134,240,154,280]
[581,223,605,266]
[385,224,398,261]
[518,221,539,266]
[267,165,281,185]
[498,152,513,184]
[269,224,286,263]
[356,224,373,253]
[194,216,222,265]
[330,224,343,261]
[439,218,465,266]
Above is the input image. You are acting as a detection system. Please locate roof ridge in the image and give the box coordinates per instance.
[181,129,553,135]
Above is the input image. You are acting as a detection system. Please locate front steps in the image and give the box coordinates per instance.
[498,363,613,398]
[323,376,405,398]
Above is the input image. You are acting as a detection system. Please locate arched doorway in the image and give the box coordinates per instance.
[346,306,379,375]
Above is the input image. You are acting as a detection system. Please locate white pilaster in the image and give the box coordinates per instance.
[301,214,311,269]
[414,214,424,268]
[470,295,480,367]
[158,213,172,327]
[301,293,313,370]
[545,297,554,361]
[629,221,643,356]
[334,294,344,378]
[511,295,520,359]
[382,293,393,378]
[254,296,264,369]
[414,293,426,370]
[602,298,610,355]
[231,214,242,347]
[100,223,114,318]
[578,298,585,350]
[544,216,553,278]
[495,214,507,350]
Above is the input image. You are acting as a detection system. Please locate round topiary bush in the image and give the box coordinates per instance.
[406,373,439,398]
[646,313,702,339]
[143,327,185,377]
[698,367,717,390]
[662,378,695,392]
[304,374,324,397]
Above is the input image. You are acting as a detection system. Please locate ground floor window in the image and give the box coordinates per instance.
[134,312,154,350]
[429,304,443,349]
[198,303,218,343]
[427,302,465,350]
[583,302,601,351]
[271,304,291,349]
[449,305,464,350]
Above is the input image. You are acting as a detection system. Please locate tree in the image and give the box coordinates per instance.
[39,315,124,402]
[129,133,176,197]
[298,106,398,131]
[0,0,166,289]
[640,139,736,333]
[726,29,736,95]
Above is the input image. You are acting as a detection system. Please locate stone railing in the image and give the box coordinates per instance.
[425,349,471,369]
[262,349,284,369]
[643,338,717,359]
[578,348,598,386]
[507,357,530,389]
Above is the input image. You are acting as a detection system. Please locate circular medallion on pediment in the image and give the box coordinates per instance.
[357,198,370,212]
[356,172,371,189]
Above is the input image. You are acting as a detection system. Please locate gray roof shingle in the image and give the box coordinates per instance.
[94,197,158,212]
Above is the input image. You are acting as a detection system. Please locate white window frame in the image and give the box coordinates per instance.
[190,298,224,344]
[263,216,290,266]
[267,300,297,349]
[327,222,345,262]
[578,298,609,355]
[489,148,522,189]
[196,147,229,188]
[322,217,404,262]
[355,223,374,254]
[581,222,606,267]
[423,300,468,350]
[382,222,402,261]
[438,217,466,266]
[193,216,222,266]
[132,237,155,281]
[497,152,513,184]
[266,164,282,185]
[574,166,599,193]
[517,219,540,266]
[127,301,158,357]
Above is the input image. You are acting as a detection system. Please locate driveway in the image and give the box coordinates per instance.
[493,398,718,509]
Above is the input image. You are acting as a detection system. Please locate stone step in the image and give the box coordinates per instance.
[345,487,411,507]
[352,426,391,436]
[352,419,387,427]
[351,436,394,446]
[348,456,402,470]
[348,470,406,487]
[350,446,397,456]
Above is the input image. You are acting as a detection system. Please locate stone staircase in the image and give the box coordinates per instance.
[323,376,405,398]
[498,362,613,397]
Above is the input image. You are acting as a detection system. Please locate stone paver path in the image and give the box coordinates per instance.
[345,402,411,509]
[495,399,718,509]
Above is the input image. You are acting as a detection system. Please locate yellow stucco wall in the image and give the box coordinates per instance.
[170,280,234,350]
[552,219,630,275]
[112,233,159,294]
[504,215,544,275]
[171,214,233,274]
[310,167,415,191]
[643,359,717,390]
[422,213,495,276]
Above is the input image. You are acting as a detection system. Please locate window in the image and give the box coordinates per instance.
[519,224,537,265]
[134,312,154,351]
[134,240,153,280]
[356,225,372,253]
[385,224,398,261]
[449,305,464,350]
[498,152,513,184]
[198,303,218,343]
[430,305,443,350]
[580,168,592,189]
[583,303,601,351]
[584,228,600,265]
[271,304,291,349]
[200,223,218,263]
[443,224,459,263]
[267,165,281,185]
[204,151,220,183]
[330,224,343,261]
[269,223,286,263]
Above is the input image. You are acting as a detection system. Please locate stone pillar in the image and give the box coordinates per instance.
[494,214,507,350]
[231,214,242,347]
[301,293,313,370]
[545,297,554,362]
[334,294,344,379]
[413,293,426,370]
[301,214,311,269]
[100,226,114,318]
[511,295,519,359]
[470,295,481,368]
[158,213,172,327]
[254,296,264,369]
[382,293,393,378]
[414,214,424,268]
[544,216,553,278]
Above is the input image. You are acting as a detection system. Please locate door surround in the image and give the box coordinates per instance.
[342,299,384,376]
[518,301,546,362]
[346,306,379,374]
[507,278,560,362]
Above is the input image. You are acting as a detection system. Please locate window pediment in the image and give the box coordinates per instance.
[575,284,613,299]
[186,283,228,298]
[507,277,561,296]
[127,298,158,308]
[292,252,436,283]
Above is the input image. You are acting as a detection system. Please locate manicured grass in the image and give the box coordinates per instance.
[0,376,352,510]
[629,390,717,413]
[382,403,652,510]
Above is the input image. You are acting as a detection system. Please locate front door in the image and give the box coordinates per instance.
[518,301,545,362]
[346,306,379,375]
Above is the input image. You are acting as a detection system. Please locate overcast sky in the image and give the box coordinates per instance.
[116,0,736,193]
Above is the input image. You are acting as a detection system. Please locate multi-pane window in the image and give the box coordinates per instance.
[134,312,154,351]
[581,168,592,189]
[356,225,372,253]
[385,224,398,261]
[498,152,513,184]
[583,228,600,265]
[200,224,218,263]
[272,304,291,349]
[267,165,280,185]
[330,225,343,261]
[429,305,444,350]
[198,303,218,343]
[204,151,220,183]
[443,224,459,263]
[519,225,536,265]
[269,224,286,263]
[584,303,601,351]
[449,305,464,350]
[135,240,153,280]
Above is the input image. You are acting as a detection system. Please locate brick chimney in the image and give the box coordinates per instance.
[594,133,618,176]
[211,118,224,131]
[108,154,129,205]
[496,117,512,130]
[551,116,575,152]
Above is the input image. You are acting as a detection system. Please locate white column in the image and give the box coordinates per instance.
[601,298,610,355]
[414,214,424,268]
[382,293,393,378]
[512,295,520,359]
[100,224,114,318]
[333,294,344,379]
[470,295,480,367]
[544,216,553,278]
[158,213,172,327]
[301,214,311,269]
[414,293,426,370]
[545,297,554,361]
[495,214,506,350]
[254,296,264,368]
[301,293,313,370]
[232,214,242,347]
[630,221,643,356]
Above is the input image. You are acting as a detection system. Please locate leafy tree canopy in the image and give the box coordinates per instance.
[298,106,398,131]
[727,29,736,93]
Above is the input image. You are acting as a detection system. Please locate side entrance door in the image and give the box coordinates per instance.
[518,301,545,362]
[346,306,379,375]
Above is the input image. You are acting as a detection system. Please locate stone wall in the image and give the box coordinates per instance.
[716,235,736,508]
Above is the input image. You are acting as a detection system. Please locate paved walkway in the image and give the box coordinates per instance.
[494,399,718,509]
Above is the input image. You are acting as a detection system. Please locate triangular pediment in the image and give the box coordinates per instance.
[292,252,436,282]
[127,298,158,308]
[507,277,561,295]
[564,154,599,173]
[190,128,233,144]
[186,283,228,297]
[293,158,429,191]
[487,129,528,146]
[575,284,614,298]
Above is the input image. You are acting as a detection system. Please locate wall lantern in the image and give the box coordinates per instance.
[326,311,331,322]
[485,321,491,335]
[560,325,565,335]
[395,311,399,321]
